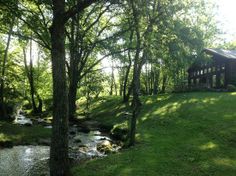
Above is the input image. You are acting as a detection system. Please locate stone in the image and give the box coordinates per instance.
[97,140,113,154]
[73,136,82,143]
[38,138,51,146]
[111,127,128,141]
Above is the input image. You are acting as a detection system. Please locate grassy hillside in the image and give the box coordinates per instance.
[72,92,236,176]
[0,122,51,146]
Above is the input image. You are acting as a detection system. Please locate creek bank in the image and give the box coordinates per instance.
[0,121,122,176]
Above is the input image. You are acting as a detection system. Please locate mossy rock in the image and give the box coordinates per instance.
[98,124,113,133]
[97,140,113,154]
[111,126,128,141]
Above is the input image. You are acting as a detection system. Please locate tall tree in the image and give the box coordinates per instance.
[22,40,42,114]
[49,0,100,175]
[128,0,142,146]
[0,16,15,119]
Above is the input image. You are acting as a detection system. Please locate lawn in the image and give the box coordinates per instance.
[0,121,51,146]
[72,92,236,176]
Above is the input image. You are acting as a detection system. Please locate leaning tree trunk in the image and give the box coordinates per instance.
[123,28,133,103]
[49,0,69,175]
[128,0,142,146]
[123,53,132,103]
[0,17,14,119]
[23,40,39,114]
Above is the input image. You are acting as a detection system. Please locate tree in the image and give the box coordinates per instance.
[0,16,15,119]
[49,1,100,175]
[128,0,142,146]
[22,40,42,114]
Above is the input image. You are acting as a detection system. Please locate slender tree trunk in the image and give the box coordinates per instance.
[150,63,153,95]
[0,17,14,119]
[129,0,142,146]
[153,68,159,95]
[119,73,123,96]
[68,16,78,120]
[123,29,133,103]
[161,75,167,93]
[114,75,118,96]
[50,0,69,175]
[145,63,149,95]
[110,63,114,95]
[68,77,78,120]
[23,45,42,114]
[23,40,37,113]
[68,58,79,120]
[123,60,132,102]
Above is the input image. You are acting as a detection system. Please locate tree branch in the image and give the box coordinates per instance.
[63,0,100,23]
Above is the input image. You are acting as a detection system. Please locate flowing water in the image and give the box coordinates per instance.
[0,146,49,176]
[0,129,120,176]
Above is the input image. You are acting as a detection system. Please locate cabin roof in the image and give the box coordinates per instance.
[204,48,236,59]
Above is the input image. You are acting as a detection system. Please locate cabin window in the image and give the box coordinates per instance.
[201,70,203,75]
[191,79,194,85]
[212,75,216,88]
[196,78,200,84]
[204,68,207,73]
[208,68,211,72]
[220,73,225,87]
[212,67,215,72]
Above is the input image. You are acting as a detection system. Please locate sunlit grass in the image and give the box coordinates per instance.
[213,158,236,168]
[72,92,236,176]
[0,121,51,145]
[199,142,218,150]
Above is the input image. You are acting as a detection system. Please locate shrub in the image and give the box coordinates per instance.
[227,84,236,92]
[111,123,128,141]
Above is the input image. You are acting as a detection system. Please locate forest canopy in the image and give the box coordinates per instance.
[0,0,231,175]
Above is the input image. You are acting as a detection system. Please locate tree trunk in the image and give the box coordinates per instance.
[0,17,14,119]
[68,77,78,120]
[23,40,37,113]
[123,60,132,102]
[68,57,79,120]
[128,0,142,146]
[50,0,69,175]
[153,68,159,95]
[110,63,114,95]
[23,45,42,114]
[123,30,133,103]
[161,75,167,93]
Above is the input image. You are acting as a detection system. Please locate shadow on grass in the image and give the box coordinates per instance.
[0,121,51,146]
[72,92,236,176]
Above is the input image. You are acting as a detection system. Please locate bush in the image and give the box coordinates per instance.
[227,84,236,92]
[111,123,128,141]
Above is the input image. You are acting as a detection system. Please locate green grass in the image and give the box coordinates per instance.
[72,92,236,176]
[77,96,131,126]
[0,121,51,145]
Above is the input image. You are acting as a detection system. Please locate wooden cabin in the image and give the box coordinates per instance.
[188,48,236,89]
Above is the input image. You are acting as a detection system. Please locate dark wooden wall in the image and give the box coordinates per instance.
[188,56,230,89]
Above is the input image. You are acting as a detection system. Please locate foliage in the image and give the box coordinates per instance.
[227,84,236,92]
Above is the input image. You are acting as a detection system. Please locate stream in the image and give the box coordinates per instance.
[0,126,120,176]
